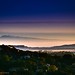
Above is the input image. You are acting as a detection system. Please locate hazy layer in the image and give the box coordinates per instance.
[0,32,75,47]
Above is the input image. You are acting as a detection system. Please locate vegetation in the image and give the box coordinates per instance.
[0,45,75,75]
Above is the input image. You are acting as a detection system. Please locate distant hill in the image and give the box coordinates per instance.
[14,44,75,50]
[49,44,75,50]
[14,45,28,48]
[0,44,75,51]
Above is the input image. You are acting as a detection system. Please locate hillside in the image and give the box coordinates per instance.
[0,45,75,75]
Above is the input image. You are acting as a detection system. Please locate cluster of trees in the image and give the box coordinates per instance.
[0,45,75,75]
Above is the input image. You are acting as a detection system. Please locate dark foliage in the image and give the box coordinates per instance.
[0,45,75,75]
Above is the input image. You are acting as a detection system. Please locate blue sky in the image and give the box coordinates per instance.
[0,0,75,20]
[0,0,75,30]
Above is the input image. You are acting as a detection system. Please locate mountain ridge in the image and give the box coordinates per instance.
[14,44,75,50]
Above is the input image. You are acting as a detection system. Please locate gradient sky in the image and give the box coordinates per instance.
[0,0,75,47]
[0,0,75,28]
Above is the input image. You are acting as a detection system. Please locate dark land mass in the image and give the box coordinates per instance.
[14,44,75,50]
[0,45,75,75]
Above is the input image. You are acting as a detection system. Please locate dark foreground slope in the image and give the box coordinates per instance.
[0,45,75,75]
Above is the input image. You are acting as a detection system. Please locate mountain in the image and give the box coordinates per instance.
[14,45,28,48]
[49,44,75,50]
[25,44,75,50]
[0,44,75,50]
[14,44,75,50]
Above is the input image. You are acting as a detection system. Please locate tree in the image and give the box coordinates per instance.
[48,65,58,72]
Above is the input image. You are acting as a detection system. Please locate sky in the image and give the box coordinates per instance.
[0,0,75,47]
